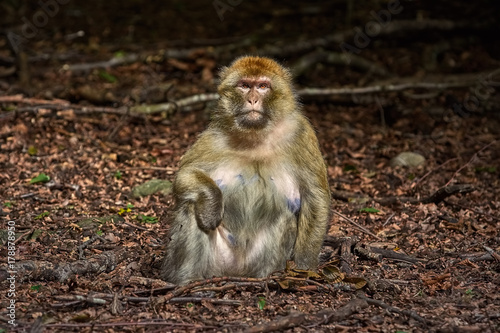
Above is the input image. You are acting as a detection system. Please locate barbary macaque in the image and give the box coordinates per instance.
[162,56,331,284]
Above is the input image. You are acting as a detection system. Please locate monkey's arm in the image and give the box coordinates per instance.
[293,184,330,268]
[291,124,331,269]
[174,167,223,231]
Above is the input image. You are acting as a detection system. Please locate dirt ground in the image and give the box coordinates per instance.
[1,1,499,332]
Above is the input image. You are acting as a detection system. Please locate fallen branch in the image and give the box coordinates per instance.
[357,293,429,324]
[62,54,139,72]
[292,50,391,77]
[460,252,497,262]
[0,249,128,283]
[53,293,242,306]
[298,80,478,97]
[260,19,472,58]
[156,276,269,305]
[129,92,219,115]
[332,211,382,240]
[374,184,475,205]
[2,68,497,119]
[444,140,497,186]
[245,298,369,333]
[355,244,425,264]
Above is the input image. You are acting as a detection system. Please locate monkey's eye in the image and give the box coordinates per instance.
[239,82,250,89]
[258,83,269,89]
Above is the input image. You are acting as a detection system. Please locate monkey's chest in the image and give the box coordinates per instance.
[211,167,300,226]
[209,166,300,275]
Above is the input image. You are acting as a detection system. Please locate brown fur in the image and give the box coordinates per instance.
[161,56,331,284]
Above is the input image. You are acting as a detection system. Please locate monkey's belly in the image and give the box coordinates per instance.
[210,170,300,276]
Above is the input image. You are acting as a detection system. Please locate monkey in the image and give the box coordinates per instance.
[161,56,331,285]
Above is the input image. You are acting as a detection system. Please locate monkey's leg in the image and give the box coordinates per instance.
[161,207,215,284]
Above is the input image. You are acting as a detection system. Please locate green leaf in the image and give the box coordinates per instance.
[34,211,50,220]
[359,207,380,214]
[186,303,194,308]
[30,173,50,184]
[475,166,496,173]
[114,50,126,58]
[137,214,158,224]
[114,170,122,180]
[30,229,43,240]
[343,164,357,172]
[98,70,117,83]
[96,230,104,236]
[30,285,42,292]
[3,202,13,208]
[27,145,38,156]
[257,297,266,310]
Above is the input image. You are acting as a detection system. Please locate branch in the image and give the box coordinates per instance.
[245,298,369,333]
[63,54,139,72]
[260,19,471,57]
[298,80,477,97]
[444,140,497,186]
[291,50,391,77]
[0,249,128,283]
[374,184,475,206]
[357,294,428,324]
[2,68,497,119]
[57,19,482,73]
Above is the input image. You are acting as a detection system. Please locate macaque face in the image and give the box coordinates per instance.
[234,77,272,129]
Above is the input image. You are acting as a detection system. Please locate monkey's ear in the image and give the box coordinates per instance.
[218,66,230,83]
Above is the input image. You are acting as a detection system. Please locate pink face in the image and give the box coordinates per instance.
[236,77,271,112]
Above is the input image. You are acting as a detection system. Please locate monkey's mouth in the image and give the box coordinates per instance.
[236,110,269,129]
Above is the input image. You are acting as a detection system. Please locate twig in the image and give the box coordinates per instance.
[444,140,497,186]
[414,158,458,188]
[363,246,425,264]
[444,200,500,221]
[482,246,500,261]
[156,276,269,305]
[382,213,396,227]
[356,293,428,324]
[122,221,150,231]
[332,211,382,240]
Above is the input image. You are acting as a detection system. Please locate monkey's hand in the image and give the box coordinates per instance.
[194,185,224,231]
[174,168,225,231]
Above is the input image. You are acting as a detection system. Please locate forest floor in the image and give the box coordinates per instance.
[1,1,500,332]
